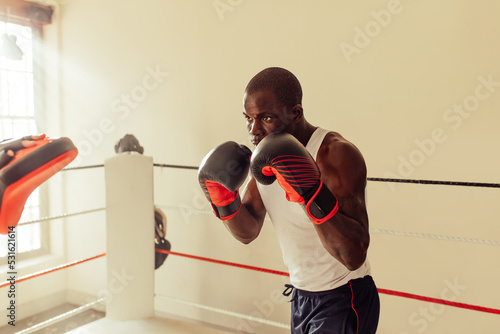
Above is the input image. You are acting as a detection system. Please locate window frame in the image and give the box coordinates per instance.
[0,0,54,262]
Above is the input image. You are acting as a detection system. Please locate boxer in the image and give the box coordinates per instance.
[199,68,379,333]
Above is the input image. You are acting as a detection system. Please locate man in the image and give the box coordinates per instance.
[198,67,379,333]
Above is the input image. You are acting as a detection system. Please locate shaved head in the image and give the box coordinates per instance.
[245,67,302,110]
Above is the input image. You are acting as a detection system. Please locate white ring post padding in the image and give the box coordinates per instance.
[105,153,154,320]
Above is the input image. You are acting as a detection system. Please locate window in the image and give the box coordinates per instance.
[0,3,52,259]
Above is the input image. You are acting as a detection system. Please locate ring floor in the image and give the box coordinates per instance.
[0,303,232,334]
[67,316,233,334]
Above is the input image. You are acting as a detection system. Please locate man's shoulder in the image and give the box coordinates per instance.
[317,131,366,170]
[316,131,367,192]
[319,131,359,156]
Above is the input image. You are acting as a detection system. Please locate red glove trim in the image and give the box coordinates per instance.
[305,181,339,224]
[261,165,305,204]
[203,180,242,220]
[216,198,242,221]
[204,180,237,207]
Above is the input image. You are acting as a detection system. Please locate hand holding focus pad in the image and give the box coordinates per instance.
[0,135,46,169]
[250,132,338,224]
[198,142,251,220]
[0,137,78,234]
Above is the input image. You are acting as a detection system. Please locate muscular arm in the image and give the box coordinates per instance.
[223,177,267,244]
[314,133,370,271]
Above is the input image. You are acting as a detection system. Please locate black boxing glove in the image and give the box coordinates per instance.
[198,142,251,220]
[250,132,338,224]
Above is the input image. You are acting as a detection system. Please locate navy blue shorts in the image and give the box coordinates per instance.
[288,276,380,334]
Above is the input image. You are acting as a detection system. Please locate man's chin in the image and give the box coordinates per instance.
[251,138,262,146]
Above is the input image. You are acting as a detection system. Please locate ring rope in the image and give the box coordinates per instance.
[152,163,499,188]
[17,208,106,227]
[369,228,500,246]
[154,163,198,170]
[378,288,500,315]
[14,297,106,334]
[62,164,105,171]
[0,253,106,289]
[158,205,500,246]
[155,294,290,329]
[154,249,500,316]
[157,204,213,215]
[367,177,500,188]
[2,249,498,320]
[65,163,499,188]
[155,249,289,276]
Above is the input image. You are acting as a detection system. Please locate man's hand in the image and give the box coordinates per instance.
[0,134,46,169]
[198,141,252,220]
[250,132,338,224]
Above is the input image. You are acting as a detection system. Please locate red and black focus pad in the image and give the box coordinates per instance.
[0,137,78,234]
[198,141,251,220]
[250,132,338,224]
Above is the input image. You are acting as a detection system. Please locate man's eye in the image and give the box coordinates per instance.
[262,116,272,122]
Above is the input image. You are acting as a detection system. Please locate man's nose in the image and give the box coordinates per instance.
[249,120,262,136]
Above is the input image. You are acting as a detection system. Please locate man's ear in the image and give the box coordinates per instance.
[291,104,304,122]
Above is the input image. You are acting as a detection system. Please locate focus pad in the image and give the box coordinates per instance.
[0,137,78,234]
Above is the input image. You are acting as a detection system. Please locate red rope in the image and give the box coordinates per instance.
[2,248,498,316]
[378,288,500,315]
[156,249,500,316]
[0,253,106,289]
[156,249,289,277]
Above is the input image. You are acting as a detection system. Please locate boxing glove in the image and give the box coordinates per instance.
[250,132,338,224]
[198,142,251,220]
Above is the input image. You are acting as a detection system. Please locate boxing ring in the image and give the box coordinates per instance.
[1,152,499,333]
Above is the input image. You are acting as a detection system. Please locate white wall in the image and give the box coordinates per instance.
[20,0,500,333]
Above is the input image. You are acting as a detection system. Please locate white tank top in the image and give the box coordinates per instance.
[257,127,371,291]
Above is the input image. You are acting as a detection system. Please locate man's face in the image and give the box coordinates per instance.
[243,90,293,146]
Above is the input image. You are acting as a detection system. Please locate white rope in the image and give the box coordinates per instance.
[14,297,106,334]
[17,208,106,226]
[62,164,105,171]
[369,228,500,246]
[157,204,212,215]
[158,204,500,246]
[156,294,290,330]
